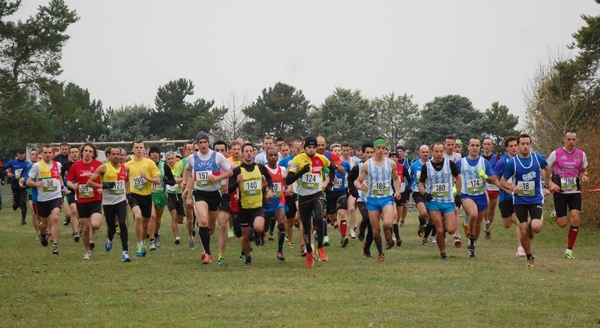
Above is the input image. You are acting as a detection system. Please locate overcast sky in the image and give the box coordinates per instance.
[15,1,600,123]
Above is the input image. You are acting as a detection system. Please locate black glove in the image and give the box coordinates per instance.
[102,182,116,189]
[424,193,433,201]
[454,194,462,207]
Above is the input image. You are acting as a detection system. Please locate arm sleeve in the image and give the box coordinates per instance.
[419,164,428,183]
[449,161,460,177]
[228,167,241,194]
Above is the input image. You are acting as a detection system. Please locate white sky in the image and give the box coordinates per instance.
[15,1,600,122]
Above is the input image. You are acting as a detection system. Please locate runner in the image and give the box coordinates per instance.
[494,136,526,257]
[183,132,232,264]
[286,136,336,268]
[482,138,501,239]
[456,138,506,258]
[354,138,401,262]
[66,142,103,261]
[27,144,68,255]
[418,142,462,260]
[126,140,161,257]
[4,148,30,224]
[547,131,589,259]
[87,147,132,262]
[500,134,551,267]
[228,143,274,267]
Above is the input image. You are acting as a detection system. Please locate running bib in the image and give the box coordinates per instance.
[517,181,535,196]
[195,171,211,187]
[333,178,343,190]
[467,178,483,194]
[561,177,577,191]
[109,181,125,195]
[272,182,282,198]
[42,178,60,193]
[243,180,260,196]
[15,169,23,179]
[432,183,450,198]
[301,173,320,190]
[78,184,93,198]
[152,183,164,193]
[371,182,390,196]
[132,176,146,191]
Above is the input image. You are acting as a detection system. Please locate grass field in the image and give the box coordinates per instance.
[1,202,599,327]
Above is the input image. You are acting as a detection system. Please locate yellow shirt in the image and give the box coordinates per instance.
[288,153,331,196]
[125,157,160,196]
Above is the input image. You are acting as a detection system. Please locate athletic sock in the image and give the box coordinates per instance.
[567,225,579,249]
[278,228,285,252]
[392,223,400,240]
[418,216,426,227]
[199,227,211,254]
[374,236,383,255]
[340,220,347,237]
[424,224,433,238]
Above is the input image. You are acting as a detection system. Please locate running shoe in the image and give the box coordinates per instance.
[418,225,424,237]
[396,238,402,247]
[268,233,274,241]
[516,247,526,257]
[63,217,70,226]
[400,221,406,228]
[244,259,252,268]
[440,252,447,261]
[526,257,535,267]
[21,219,26,225]
[105,239,113,252]
[484,220,491,239]
[378,253,385,262]
[305,251,314,268]
[361,249,372,258]
[154,235,161,248]
[135,245,146,257]
[83,251,91,261]
[239,252,246,262]
[323,236,330,247]
[277,251,285,261]
[332,220,339,229]
[175,237,181,245]
[341,237,349,248]
[453,237,462,249]
[317,247,328,261]
[201,252,212,264]
[40,234,49,247]
[300,244,307,257]
[228,228,234,238]
[73,233,80,243]
[429,235,436,244]
[422,237,429,246]
[51,244,59,255]
[288,241,295,248]
[349,230,356,239]
[218,258,228,266]
[149,240,157,251]
[565,249,574,259]
[188,237,196,250]
[122,251,131,262]
[90,241,95,251]
[385,229,394,249]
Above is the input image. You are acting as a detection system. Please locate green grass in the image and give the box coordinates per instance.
[1,207,600,328]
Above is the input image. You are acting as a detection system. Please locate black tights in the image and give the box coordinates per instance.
[103,202,129,251]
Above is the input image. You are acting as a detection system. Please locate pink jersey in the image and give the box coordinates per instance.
[552,147,586,193]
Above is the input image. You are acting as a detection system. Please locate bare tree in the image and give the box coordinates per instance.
[214,92,249,141]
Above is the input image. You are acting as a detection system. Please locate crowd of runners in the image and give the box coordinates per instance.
[0,130,589,268]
